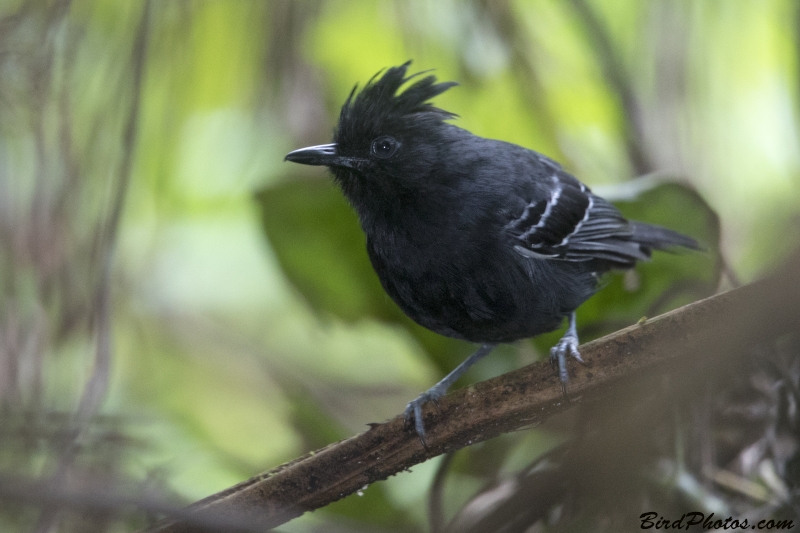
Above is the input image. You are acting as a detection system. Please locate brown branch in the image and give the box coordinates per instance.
[141,252,800,533]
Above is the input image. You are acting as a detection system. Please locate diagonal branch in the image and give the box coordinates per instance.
[141,251,800,533]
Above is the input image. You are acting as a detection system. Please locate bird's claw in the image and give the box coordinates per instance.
[403,387,445,448]
[549,334,583,394]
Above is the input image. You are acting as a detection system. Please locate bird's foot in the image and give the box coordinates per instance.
[402,343,497,449]
[403,384,447,448]
[549,333,584,395]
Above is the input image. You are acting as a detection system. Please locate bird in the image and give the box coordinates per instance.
[285,61,698,446]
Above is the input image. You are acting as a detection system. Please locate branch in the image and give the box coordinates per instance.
[141,252,800,533]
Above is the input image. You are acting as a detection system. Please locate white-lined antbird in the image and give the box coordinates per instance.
[285,62,699,446]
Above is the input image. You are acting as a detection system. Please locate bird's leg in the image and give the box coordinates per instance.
[404,343,497,447]
[549,312,584,395]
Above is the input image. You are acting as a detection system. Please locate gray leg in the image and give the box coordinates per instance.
[404,343,497,447]
[549,312,584,394]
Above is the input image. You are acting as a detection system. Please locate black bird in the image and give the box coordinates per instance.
[285,62,698,446]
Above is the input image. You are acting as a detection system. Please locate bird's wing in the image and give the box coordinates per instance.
[505,170,649,266]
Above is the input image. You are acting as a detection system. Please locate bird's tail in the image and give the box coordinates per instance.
[630,221,702,252]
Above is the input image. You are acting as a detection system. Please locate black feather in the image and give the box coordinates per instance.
[290,62,698,343]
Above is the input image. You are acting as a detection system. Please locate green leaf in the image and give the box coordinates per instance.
[256,177,398,322]
[255,177,472,372]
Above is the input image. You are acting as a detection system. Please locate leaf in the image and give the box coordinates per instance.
[256,177,398,322]
[255,177,471,371]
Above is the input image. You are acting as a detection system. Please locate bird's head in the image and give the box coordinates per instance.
[285,62,459,203]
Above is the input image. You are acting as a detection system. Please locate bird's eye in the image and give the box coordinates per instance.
[371,136,398,159]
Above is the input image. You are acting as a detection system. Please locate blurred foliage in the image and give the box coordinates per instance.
[256,177,474,376]
[0,0,798,532]
[257,178,392,324]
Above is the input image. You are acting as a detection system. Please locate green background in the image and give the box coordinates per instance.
[0,1,798,531]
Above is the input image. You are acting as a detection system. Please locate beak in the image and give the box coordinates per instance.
[284,143,337,166]
[285,142,360,169]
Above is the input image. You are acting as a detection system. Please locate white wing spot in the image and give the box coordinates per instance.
[520,175,561,240]
[513,245,558,260]
[505,198,537,231]
[517,202,534,224]
[558,194,593,246]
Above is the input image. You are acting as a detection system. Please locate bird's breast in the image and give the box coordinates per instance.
[364,222,585,343]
